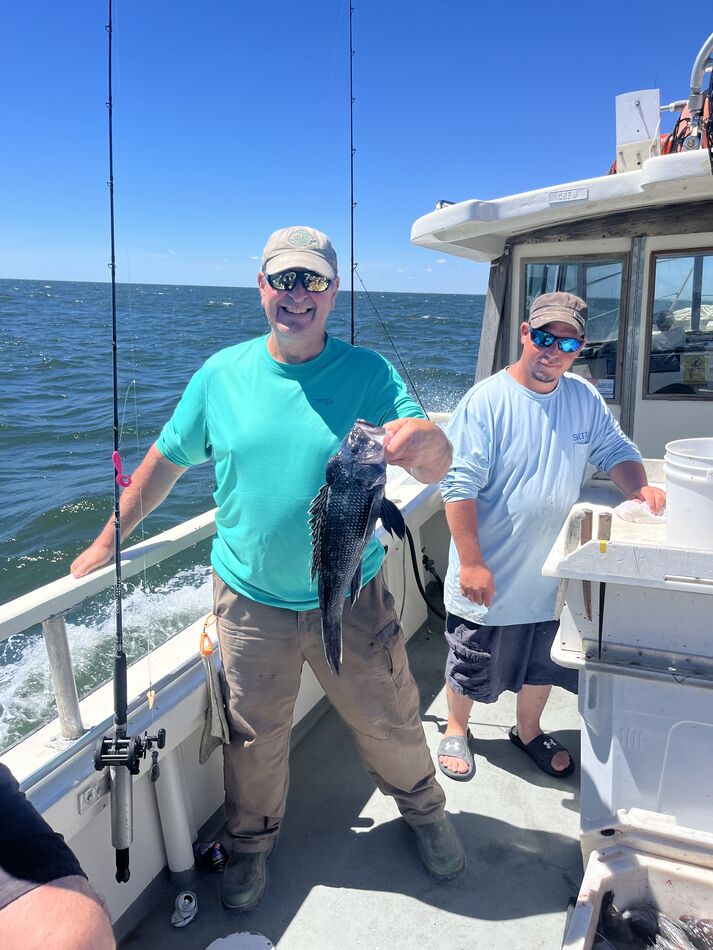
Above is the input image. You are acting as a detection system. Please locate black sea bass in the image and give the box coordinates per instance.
[309,420,406,674]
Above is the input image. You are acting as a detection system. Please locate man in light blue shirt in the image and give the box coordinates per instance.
[437,292,665,782]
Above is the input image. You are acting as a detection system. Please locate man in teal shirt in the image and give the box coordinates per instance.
[72,226,464,910]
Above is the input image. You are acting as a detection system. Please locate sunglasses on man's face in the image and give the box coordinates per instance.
[528,326,584,353]
[265,270,332,293]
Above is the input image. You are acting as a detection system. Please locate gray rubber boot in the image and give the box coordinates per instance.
[410,815,466,881]
[221,846,273,912]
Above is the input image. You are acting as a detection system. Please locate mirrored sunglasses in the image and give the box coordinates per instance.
[528,326,584,353]
[266,270,332,293]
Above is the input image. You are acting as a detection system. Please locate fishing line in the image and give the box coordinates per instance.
[346,3,440,623]
[94,0,165,885]
[345,2,426,410]
[106,0,124,667]
[112,0,156,709]
[120,263,158,715]
[124,318,157,716]
[349,2,356,345]
[354,267,428,413]
[111,27,156,716]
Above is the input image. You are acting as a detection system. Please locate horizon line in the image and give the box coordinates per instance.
[0,275,485,297]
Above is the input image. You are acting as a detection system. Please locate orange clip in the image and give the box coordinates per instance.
[200,613,218,656]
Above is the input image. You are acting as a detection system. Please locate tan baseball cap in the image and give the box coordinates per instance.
[261,226,338,279]
[529,291,587,335]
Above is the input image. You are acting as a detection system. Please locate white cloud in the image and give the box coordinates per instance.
[435,258,447,265]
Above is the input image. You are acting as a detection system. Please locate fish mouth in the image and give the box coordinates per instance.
[354,419,387,442]
[353,421,388,449]
[345,420,389,462]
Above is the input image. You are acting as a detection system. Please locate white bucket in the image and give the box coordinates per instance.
[664,437,713,551]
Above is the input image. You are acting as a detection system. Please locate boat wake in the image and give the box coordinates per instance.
[0,564,212,751]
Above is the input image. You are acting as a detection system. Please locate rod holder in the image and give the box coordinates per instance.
[94,727,166,882]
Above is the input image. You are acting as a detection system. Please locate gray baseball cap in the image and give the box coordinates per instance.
[529,291,587,335]
[261,226,338,279]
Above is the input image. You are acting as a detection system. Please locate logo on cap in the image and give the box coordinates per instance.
[287,228,315,248]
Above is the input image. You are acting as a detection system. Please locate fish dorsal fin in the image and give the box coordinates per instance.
[380,497,406,540]
[308,482,330,584]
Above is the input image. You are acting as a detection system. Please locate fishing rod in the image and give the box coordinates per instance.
[345,6,443,619]
[345,3,426,413]
[349,2,356,345]
[93,0,165,885]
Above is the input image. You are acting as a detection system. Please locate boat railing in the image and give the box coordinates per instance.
[0,510,218,742]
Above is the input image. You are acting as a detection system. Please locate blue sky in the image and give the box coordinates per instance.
[0,2,709,294]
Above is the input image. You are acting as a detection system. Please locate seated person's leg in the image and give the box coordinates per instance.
[0,764,114,949]
[0,874,115,950]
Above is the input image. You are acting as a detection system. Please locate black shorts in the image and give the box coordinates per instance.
[0,763,86,911]
[444,613,578,703]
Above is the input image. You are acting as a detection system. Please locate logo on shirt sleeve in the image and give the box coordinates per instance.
[572,430,590,444]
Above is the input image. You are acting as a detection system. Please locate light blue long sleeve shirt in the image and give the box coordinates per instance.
[440,369,642,626]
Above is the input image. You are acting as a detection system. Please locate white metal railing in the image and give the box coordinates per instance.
[0,509,217,740]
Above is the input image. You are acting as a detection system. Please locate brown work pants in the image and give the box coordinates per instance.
[214,570,445,853]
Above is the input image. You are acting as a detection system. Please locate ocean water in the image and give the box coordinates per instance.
[0,278,483,750]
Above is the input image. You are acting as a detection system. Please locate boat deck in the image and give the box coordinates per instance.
[119,624,582,950]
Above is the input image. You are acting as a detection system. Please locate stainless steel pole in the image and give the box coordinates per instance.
[41,614,84,740]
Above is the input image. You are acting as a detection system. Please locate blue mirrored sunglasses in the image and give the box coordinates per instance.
[266,270,332,293]
[528,326,584,353]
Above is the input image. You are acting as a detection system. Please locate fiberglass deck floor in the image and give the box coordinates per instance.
[120,621,582,950]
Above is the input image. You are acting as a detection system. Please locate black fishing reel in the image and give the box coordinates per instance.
[94,728,166,776]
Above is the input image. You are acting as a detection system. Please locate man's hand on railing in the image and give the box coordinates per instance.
[71,537,115,578]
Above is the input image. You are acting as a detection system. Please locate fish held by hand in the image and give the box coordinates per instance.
[309,420,405,675]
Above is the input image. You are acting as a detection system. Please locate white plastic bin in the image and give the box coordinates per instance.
[563,809,713,949]
[665,437,713,551]
[579,666,713,834]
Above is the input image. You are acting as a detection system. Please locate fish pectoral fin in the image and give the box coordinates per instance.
[380,497,406,540]
[308,483,330,583]
[350,563,363,606]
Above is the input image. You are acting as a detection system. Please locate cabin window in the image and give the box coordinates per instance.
[646,251,713,399]
[524,259,625,401]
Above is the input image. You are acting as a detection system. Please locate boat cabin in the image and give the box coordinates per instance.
[412,150,713,457]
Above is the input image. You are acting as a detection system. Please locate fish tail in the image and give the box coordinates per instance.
[321,614,343,675]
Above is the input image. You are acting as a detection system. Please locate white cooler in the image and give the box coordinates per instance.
[563,809,713,949]
[543,500,713,834]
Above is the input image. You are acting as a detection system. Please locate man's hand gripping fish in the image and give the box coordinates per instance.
[309,420,406,674]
